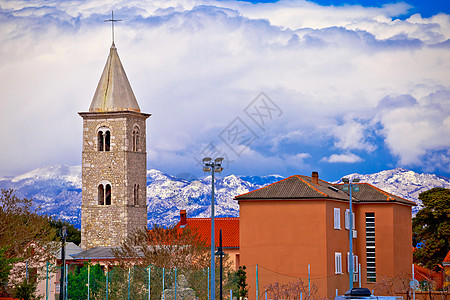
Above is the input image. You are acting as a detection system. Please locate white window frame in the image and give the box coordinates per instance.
[345,209,355,230]
[334,208,341,229]
[335,252,342,274]
[347,253,359,273]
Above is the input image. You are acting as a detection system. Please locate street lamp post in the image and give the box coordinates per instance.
[342,178,359,292]
[215,229,225,300]
[203,157,224,300]
[59,226,67,300]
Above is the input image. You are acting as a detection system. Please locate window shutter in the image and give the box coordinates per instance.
[347,252,350,273]
[334,208,340,229]
[345,209,350,229]
[335,253,342,274]
[352,212,356,229]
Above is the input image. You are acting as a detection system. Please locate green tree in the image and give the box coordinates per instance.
[0,189,58,294]
[412,187,450,270]
[113,224,216,299]
[11,278,40,300]
[236,265,248,299]
[0,247,20,294]
[49,218,81,246]
[67,262,106,300]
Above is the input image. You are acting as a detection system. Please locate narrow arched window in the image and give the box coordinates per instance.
[98,132,104,151]
[137,184,139,205]
[105,131,110,151]
[105,184,111,205]
[133,184,138,205]
[132,127,139,152]
[97,127,111,151]
[98,184,104,205]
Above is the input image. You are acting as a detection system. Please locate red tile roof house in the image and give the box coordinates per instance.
[413,264,444,290]
[443,250,450,289]
[177,210,240,270]
[234,172,416,300]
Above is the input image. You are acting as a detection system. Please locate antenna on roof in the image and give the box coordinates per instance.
[104,11,122,45]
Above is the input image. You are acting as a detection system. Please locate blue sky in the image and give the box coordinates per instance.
[0,0,449,182]
[301,0,449,17]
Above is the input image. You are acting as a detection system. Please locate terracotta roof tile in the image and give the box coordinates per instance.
[182,218,239,248]
[333,183,416,205]
[235,175,348,200]
[414,264,444,289]
[444,250,450,265]
[235,174,416,206]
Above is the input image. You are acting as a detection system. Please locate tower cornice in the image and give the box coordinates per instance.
[78,110,151,120]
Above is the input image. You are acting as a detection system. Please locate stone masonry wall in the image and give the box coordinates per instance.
[80,112,148,250]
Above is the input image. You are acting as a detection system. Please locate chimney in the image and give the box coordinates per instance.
[311,171,319,185]
[180,210,187,227]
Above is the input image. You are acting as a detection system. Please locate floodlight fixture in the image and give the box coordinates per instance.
[341,176,360,292]
[201,157,225,300]
[214,157,224,163]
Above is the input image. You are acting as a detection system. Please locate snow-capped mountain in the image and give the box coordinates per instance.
[336,168,450,213]
[145,170,282,227]
[0,165,281,228]
[0,165,449,228]
[0,165,82,225]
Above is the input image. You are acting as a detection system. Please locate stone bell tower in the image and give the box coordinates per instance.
[79,43,150,250]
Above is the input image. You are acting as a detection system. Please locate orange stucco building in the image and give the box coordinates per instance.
[235,172,416,299]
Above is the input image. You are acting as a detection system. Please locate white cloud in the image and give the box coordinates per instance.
[377,90,450,168]
[328,117,377,152]
[0,0,449,177]
[321,153,364,163]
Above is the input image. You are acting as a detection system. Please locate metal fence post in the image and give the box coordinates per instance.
[256,264,259,300]
[106,266,109,300]
[163,267,165,300]
[175,267,177,300]
[46,262,49,300]
[128,267,131,300]
[65,263,68,300]
[147,266,151,300]
[412,264,416,300]
[87,264,90,300]
[359,264,361,288]
[308,264,311,292]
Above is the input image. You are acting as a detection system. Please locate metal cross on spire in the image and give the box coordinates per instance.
[104,11,121,45]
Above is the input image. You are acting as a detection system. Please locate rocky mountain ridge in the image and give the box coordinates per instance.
[1,166,448,228]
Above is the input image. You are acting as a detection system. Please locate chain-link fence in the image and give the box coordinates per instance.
[42,262,234,300]
[243,264,420,300]
[27,260,429,300]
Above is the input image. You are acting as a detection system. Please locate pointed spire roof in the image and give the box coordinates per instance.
[89,43,140,112]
